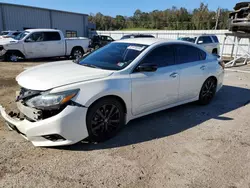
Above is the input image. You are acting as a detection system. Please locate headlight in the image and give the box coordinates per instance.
[26,89,79,110]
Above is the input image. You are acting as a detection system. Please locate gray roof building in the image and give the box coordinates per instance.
[0,3,89,37]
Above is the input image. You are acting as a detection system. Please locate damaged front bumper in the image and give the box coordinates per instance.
[0,103,89,147]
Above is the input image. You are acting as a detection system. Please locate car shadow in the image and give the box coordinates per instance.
[58,85,250,151]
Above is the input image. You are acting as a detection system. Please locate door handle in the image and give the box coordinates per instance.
[200,65,206,70]
[170,72,178,78]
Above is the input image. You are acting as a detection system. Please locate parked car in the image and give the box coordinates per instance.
[178,34,220,55]
[121,34,155,40]
[89,35,114,49]
[0,30,22,39]
[229,2,250,33]
[0,38,224,147]
[0,29,90,62]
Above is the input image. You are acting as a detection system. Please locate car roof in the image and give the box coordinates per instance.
[114,38,199,46]
[25,29,61,32]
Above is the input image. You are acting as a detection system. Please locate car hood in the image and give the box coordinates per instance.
[0,38,18,45]
[16,60,114,91]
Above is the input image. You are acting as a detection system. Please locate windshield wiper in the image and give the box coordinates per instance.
[82,64,101,69]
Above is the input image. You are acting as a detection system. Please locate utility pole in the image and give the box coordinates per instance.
[215,8,221,30]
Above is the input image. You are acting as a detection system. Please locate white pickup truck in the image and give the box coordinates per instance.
[0,29,90,62]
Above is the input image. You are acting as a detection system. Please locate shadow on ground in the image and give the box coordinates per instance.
[58,85,250,151]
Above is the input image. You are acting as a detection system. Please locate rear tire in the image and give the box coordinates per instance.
[198,77,217,105]
[86,98,125,143]
[71,47,84,59]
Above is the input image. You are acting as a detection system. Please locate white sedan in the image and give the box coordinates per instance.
[0,38,224,147]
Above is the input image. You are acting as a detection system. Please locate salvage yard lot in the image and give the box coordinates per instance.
[0,61,250,188]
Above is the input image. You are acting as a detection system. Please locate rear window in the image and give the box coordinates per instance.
[176,44,206,64]
[212,36,219,43]
[44,32,61,41]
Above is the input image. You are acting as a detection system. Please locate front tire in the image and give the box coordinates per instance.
[198,78,217,105]
[4,52,19,62]
[86,98,125,142]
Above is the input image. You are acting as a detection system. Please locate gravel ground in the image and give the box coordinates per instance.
[0,61,250,188]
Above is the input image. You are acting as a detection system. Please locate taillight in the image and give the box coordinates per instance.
[218,60,225,69]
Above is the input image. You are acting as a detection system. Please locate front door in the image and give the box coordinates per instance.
[130,45,180,116]
[23,32,47,58]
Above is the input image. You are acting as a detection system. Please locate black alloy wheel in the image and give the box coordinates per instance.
[86,98,125,142]
[198,78,217,105]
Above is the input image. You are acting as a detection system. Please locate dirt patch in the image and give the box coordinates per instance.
[0,78,17,88]
[0,62,250,188]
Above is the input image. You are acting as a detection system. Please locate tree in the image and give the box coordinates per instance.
[89,4,230,31]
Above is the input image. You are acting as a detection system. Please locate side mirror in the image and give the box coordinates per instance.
[197,40,203,44]
[136,64,158,72]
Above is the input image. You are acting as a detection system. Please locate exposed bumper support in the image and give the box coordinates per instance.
[0,104,89,147]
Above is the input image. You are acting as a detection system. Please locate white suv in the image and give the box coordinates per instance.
[178,35,220,55]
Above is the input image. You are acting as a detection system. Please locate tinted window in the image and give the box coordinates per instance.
[44,32,61,41]
[121,35,133,39]
[107,36,114,41]
[176,44,206,64]
[212,36,219,43]
[197,36,213,44]
[79,43,148,70]
[101,36,108,41]
[141,45,175,67]
[12,32,21,36]
[135,35,154,38]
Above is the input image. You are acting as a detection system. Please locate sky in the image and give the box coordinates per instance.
[0,0,238,17]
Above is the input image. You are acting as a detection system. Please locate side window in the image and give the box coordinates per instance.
[107,36,113,41]
[176,44,206,64]
[44,32,61,41]
[212,36,219,43]
[197,36,213,44]
[101,36,108,41]
[12,32,20,36]
[141,45,175,67]
[25,32,44,42]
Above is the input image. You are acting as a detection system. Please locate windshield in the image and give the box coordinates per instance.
[178,37,196,43]
[13,31,30,40]
[79,42,148,70]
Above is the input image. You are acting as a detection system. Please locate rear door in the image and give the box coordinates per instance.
[131,45,180,115]
[43,32,65,57]
[196,36,214,53]
[175,44,208,102]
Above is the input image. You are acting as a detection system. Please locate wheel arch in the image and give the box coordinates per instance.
[87,95,127,114]
[212,48,218,54]
[5,50,25,58]
[71,46,84,55]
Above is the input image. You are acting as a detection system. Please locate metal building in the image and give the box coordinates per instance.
[0,3,89,37]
